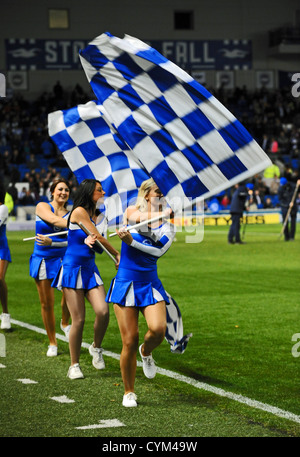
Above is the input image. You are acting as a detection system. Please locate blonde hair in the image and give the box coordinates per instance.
[135,178,157,211]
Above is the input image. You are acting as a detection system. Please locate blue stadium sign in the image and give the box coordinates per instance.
[5,39,89,70]
[5,38,252,71]
[148,39,252,71]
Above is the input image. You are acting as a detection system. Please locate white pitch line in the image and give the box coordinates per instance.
[76,419,125,430]
[51,395,75,404]
[17,378,38,384]
[10,318,300,425]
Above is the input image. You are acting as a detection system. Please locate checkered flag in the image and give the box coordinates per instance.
[48,33,272,355]
[78,32,271,212]
[48,100,150,225]
[165,293,192,354]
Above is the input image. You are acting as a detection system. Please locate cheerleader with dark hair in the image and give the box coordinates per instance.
[52,179,120,379]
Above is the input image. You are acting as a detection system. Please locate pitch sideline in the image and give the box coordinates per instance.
[8,318,300,426]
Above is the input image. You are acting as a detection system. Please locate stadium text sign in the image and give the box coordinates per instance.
[5,39,89,70]
[175,212,281,227]
[150,39,252,70]
[5,38,252,71]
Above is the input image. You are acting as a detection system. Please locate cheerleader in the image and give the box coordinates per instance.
[0,185,12,330]
[29,178,71,356]
[52,179,120,379]
[106,178,175,407]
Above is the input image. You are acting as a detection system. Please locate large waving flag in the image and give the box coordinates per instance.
[48,100,150,225]
[50,32,278,354]
[76,32,271,213]
[49,32,271,222]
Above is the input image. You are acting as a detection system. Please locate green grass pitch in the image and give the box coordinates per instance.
[0,223,299,438]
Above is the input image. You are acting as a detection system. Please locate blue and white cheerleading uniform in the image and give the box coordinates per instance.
[106,222,176,308]
[52,220,103,291]
[29,204,68,280]
[0,204,11,263]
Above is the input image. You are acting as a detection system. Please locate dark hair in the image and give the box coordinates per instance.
[68,179,101,227]
[49,177,70,208]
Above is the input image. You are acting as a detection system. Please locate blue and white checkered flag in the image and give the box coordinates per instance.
[78,32,271,213]
[48,100,150,225]
[165,293,192,354]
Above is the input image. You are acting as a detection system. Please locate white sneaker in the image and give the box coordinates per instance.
[122,392,137,407]
[60,320,71,341]
[89,343,105,369]
[139,344,156,379]
[47,345,58,357]
[1,313,11,330]
[67,363,84,379]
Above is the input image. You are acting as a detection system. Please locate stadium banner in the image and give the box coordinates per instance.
[5,38,252,71]
[149,39,252,71]
[5,39,89,70]
[173,212,281,227]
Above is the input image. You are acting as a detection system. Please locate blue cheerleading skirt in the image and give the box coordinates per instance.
[0,245,11,263]
[106,268,169,308]
[51,260,103,291]
[29,254,62,280]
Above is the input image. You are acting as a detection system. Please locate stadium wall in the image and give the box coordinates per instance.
[0,0,299,98]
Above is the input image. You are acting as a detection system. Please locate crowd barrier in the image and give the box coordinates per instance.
[16,205,36,222]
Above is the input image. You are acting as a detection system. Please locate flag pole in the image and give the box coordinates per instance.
[241,212,248,241]
[279,182,299,239]
[109,215,168,238]
[78,222,117,264]
[23,231,68,241]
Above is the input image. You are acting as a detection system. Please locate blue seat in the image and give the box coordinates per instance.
[282,155,291,164]
[59,168,70,178]
[271,195,279,206]
[37,195,49,203]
